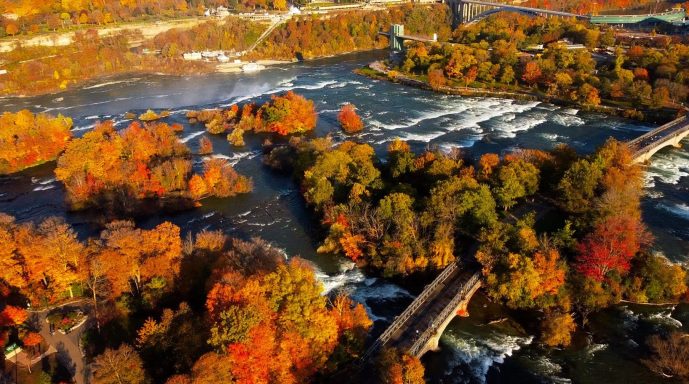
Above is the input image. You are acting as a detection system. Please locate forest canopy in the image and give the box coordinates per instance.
[0,110,73,174]
[55,120,252,212]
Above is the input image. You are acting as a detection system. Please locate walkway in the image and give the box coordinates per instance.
[362,261,481,360]
[30,302,90,384]
[629,115,689,163]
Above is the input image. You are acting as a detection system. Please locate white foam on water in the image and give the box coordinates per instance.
[643,143,689,188]
[647,307,683,328]
[657,202,689,221]
[83,78,141,89]
[43,97,134,112]
[442,331,533,384]
[279,76,297,86]
[534,356,572,384]
[491,112,547,138]
[223,79,340,106]
[33,185,55,191]
[318,109,340,114]
[541,133,566,141]
[208,150,261,166]
[400,130,449,142]
[315,262,365,295]
[619,306,640,331]
[180,131,205,143]
[327,81,350,88]
[366,106,465,131]
[31,177,56,185]
[551,112,585,127]
[585,343,608,357]
[71,124,96,132]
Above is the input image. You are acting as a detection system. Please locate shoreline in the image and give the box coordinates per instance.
[357,61,681,124]
[1,49,368,99]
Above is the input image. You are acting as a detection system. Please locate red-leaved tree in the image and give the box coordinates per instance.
[576,215,652,281]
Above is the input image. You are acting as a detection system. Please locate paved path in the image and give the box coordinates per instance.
[29,303,90,384]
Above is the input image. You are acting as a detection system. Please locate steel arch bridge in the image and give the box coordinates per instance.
[448,0,588,26]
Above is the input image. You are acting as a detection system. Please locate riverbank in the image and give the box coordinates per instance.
[0,48,363,98]
[216,59,296,73]
[358,61,681,124]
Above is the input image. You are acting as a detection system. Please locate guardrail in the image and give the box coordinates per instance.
[627,116,687,148]
[407,272,481,357]
[633,121,689,159]
[361,261,460,361]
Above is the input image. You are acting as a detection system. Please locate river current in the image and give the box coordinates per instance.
[1,51,688,383]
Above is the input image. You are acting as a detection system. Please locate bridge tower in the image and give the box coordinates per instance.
[389,24,405,51]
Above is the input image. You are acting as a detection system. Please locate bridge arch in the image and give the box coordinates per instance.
[449,0,587,27]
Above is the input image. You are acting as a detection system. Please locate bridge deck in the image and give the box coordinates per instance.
[378,31,436,44]
[459,0,588,19]
[387,270,471,351]
[629,115,689,160]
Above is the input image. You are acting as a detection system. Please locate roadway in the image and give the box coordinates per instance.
[26,301,90,384]
[457,0,589,19]
[628,115,689,157]
[390,271,477,353]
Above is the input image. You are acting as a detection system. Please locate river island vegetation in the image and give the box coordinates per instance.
[54,120,252,213]
[265,135,688,348]
[0,110,73,174]
[338,103,364,134]
[187,90,317,137]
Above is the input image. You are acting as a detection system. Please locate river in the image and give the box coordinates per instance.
[1,51,687,383]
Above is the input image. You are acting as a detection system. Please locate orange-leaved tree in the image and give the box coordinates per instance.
[0,110,72,174]
[338,103,364,133]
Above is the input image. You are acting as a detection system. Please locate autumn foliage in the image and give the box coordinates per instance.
[188,91,317,137]
[576,215,652,281]
[0,110,73,174]
[338,104,364,133]
[199,256,371,384]
[55,120,251,212]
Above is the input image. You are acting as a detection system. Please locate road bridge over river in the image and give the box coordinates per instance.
[629,115,689,163]
[362,262,481,360]
[361,114,689,363]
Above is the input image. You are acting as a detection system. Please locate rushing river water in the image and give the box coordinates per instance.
[1,51,688,383]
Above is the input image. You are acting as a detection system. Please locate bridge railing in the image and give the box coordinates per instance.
[632,120,689,158]
[627,116,687,149]
[407,272,482,357]
[459,0,588,19]
[361,261,460,361]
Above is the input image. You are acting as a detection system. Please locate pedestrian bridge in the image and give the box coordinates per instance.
[362,262,481,360]
[629,115,689,163]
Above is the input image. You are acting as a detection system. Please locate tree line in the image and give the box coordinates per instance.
[0,0,286,37]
